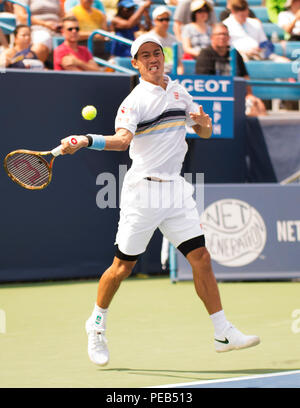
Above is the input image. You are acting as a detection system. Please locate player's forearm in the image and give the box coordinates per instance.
[102,135,132,151]
[86,130,133,152]
[77,59,100,71]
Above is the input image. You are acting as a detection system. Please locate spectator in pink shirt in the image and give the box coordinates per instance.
[54,15,101,71]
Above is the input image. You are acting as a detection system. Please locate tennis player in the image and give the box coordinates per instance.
[61,34,260,366]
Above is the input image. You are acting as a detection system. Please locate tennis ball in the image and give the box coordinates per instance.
[82,105,97,120]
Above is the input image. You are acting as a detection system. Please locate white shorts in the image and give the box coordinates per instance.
[115,176,203,256]
[31,26,54,51]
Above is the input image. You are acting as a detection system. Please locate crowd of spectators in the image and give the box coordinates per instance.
[0,0,299,113]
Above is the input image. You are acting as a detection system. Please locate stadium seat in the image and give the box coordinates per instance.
[245,60,300,101]
[273,42,284,56]
[285,42,300,60]
[114,57,138,73]
[245,61,297,79]
[262,22,285,40]
[251,6,270,22]
[52,36,64,49]
[214,6,225,21]
[271,42,300,60]
[182,59,196,75]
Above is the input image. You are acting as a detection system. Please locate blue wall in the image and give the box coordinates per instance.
[0,70,248,282]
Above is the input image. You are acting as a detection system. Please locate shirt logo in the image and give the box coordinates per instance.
[174,92,179,100]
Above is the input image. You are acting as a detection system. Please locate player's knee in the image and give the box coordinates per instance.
[117,263,133,280]
[110,261,133,283]
[188,246,211,270]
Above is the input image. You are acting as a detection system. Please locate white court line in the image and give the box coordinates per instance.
[147,370,300,388]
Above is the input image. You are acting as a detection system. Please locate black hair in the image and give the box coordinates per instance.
[14,24,30,36]
[191,5,211,22]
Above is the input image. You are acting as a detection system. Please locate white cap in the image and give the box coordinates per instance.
[152,5,171,20]
[130,34,163,58]
[190,0,212,12]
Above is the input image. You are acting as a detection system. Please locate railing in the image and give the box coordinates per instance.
[88,29,137,75]
[88,30,181,76]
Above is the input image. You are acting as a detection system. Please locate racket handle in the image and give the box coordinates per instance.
[51,137,79,157]
[51,145,63,157]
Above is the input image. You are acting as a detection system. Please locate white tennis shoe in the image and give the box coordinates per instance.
[85,319,109,366]
[214,324,260,353]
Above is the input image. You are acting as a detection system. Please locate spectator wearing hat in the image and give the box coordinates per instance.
[278,0,300,40]
[173,0,216,42]
[182,0,213,59]
[110,0,152,57]
[149,5,184,74]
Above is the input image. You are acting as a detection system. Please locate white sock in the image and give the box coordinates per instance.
[210,310,230,337]
[91,303,108,331]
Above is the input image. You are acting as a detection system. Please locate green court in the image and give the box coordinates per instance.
[0,277,299,388]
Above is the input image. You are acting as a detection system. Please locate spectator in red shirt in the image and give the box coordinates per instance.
[54,15,101,71]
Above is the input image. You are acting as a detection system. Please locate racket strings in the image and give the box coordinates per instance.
[6,152,51,188]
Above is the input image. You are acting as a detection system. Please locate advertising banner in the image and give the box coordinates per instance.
[171,75,234,139]
[174,184,300,281]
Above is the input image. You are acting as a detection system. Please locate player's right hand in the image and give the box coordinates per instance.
[60,135,89,155]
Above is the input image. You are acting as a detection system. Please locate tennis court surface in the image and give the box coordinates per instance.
[0,277,299,388]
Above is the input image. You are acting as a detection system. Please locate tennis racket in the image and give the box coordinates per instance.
[3,137,78,190]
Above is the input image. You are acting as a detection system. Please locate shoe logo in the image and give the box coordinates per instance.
[215,337,229,344]
[95,314,102,325]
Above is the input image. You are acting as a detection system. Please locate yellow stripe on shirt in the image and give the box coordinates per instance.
[135,120,186,136]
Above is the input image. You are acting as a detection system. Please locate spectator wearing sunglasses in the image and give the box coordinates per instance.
[110,0,152,57]
[53,16,101,70]
[149,6,184,74]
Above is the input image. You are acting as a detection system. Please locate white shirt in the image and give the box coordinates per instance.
[115,76,197,183]
[278,10,300,36]
[223,15,267,53]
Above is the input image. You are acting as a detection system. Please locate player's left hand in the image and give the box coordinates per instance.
[189,105,212,128]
